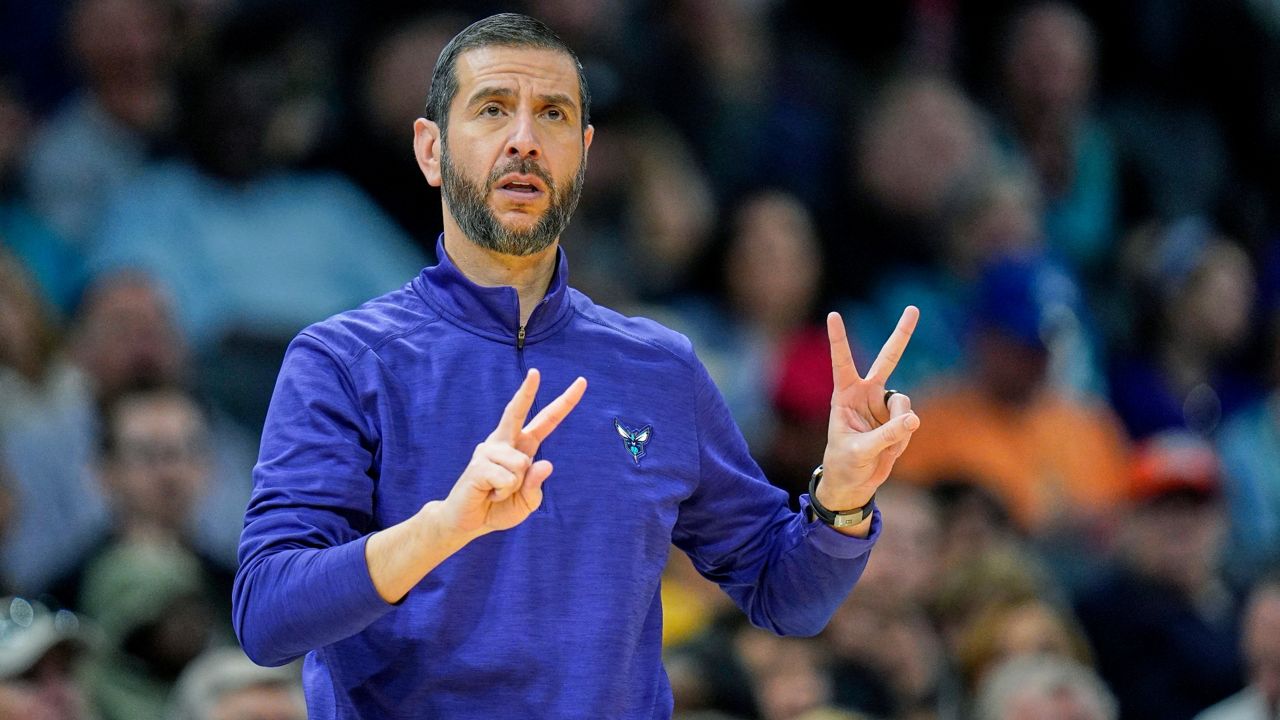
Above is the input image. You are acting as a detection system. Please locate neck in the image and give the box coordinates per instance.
[442,229,559,326]
[120,518,185,546]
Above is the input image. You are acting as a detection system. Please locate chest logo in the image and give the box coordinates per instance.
[613,418,652,465]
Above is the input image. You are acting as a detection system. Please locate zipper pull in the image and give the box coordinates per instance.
[517,325,526,350]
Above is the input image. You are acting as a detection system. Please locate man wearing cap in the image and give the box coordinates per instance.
[891,252,1129,533]
[0,596,92,720]
[1075,431,1245,720]
[233,11,922,719]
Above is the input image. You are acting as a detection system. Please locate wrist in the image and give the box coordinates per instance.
[812,466,874,511]
[417,501,486,550]
[808,465,876,533]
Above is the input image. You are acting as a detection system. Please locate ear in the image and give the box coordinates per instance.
[414,118,442,188]
[583,124,594,156]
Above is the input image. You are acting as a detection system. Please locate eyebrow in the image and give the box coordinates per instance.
[466,87,579,114]
[538,92,578,112]
[466,86,516,108]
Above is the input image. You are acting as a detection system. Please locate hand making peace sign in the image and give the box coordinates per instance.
[441,369,587,536]
[816,306,922,522]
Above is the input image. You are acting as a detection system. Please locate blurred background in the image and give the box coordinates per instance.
[0,0,1278,718]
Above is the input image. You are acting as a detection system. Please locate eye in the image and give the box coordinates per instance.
[545,107,564,121]
[480,104,503,117]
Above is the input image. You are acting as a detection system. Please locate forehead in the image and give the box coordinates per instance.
[452,45,580,104]
[115,395,202,434]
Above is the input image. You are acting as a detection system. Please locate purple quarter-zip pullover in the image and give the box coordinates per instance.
[232,238,880,719]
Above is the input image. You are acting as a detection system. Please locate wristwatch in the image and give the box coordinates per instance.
[807,465,876,528]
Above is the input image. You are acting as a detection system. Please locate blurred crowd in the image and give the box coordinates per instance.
[0,0,1279,719]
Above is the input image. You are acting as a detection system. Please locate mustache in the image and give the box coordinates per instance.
[489,158,555,191]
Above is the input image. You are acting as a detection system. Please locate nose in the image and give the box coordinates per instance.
[505,108,541,160]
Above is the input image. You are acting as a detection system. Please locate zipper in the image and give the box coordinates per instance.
[516,323,549,513]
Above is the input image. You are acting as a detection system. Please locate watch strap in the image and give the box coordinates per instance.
[807,465,876,528]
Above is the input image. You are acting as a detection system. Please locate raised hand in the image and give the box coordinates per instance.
[818,307,922,516]
[441,369,587,535]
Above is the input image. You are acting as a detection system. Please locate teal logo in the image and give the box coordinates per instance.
[613,419,652,465]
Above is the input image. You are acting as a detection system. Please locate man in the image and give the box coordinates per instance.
[0,596,93,720]
[1194,573,1280,720]
[976,655,1117,720]
[168,647,305,720]
[232,13,920,719]
[1075,431,1244,720]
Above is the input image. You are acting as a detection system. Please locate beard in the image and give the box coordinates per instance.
[440,139,586,257]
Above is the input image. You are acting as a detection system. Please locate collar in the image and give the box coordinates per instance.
[412,235,573,345]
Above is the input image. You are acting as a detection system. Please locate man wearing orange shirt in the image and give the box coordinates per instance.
[893,253,1129,532]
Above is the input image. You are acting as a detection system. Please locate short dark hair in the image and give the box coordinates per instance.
[97,385,206,460]
[424,13,591,135]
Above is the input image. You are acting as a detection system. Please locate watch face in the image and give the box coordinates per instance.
[832,512,864,528]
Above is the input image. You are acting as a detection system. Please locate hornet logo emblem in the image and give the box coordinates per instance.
[614,418,652,465]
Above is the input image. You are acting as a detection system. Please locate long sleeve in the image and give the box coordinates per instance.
[671,358,880,637]
[232,333,394,666]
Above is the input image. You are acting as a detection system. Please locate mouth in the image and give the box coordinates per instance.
[494,173,548,201]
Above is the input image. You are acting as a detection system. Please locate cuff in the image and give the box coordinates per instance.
[798,493,882,559]
[342,533,403,612]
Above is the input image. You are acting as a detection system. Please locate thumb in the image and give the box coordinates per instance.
[866,411,920,454]
[520,460,554,510]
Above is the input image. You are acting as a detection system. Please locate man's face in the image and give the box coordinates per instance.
[104,394,210,531]
[437,45,592,256]
[1244,589,1280,706]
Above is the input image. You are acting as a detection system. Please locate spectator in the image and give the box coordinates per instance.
[998,2,1118,281]
[667,191,824,456]
[0,69,84,314]
[68,271,187,404]
[928,480,1020,573]
[167,647,304,720]
[843,164,1105,398]
[956,599,1094,699]
[975,655,1117,720]
[0,252,107,595]
[1195,573,1280,720]
[827,591,946,719]
[1075,431,1245,720]
[893,251,1130,534]
[0,596,94,720]
[66,271,257,568]
[1217,310,1280,582]
[47,386,233,618]
[734,627,835,720]
[826,485,947,718]
[565,115,718,309]
[1110,218,1258,438]
[80,541,218,720]
[24,0,178,251]
[933,542,1059,661]
[333,12,465,249]
[836,74,994,292]
[89,5,426,429]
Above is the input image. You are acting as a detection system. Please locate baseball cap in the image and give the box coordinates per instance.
[1128,431,1221,504]
[973,252,1083,350]
[168,647,303,720]
[0,596,91,679]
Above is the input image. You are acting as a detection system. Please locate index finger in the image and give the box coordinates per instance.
[522,376,588,447]
[490,369,541,443]
[827,312,860,392]
[866,306,919,386]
